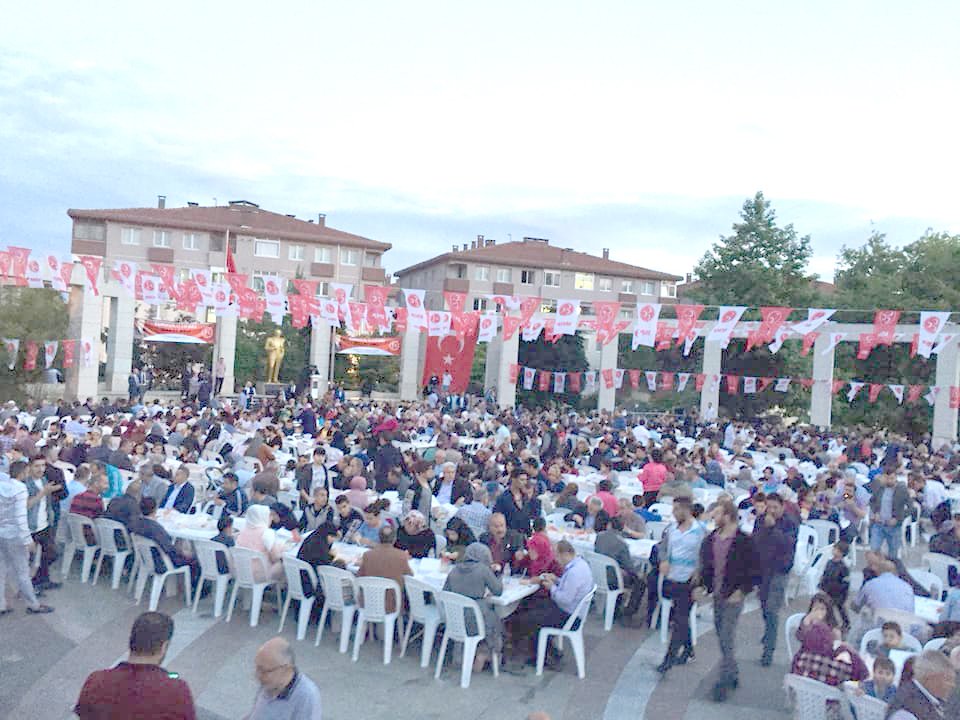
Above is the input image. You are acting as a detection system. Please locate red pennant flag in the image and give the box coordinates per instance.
[0,250,11,279]
[593,301,621,332]
[873,310,901,345]
[674,304,704,345]
[758,306,792,343]
[951,386,960,410]
[694,373,705,391]
[508,363,519,384]
[601,368,615,389]
[725,375,739,394]
[910,333,919,358]
[442,291,468,314]
[661,372,675,390]
[175,279,203,314]
[519,296,541,326]
[801,332,818,356]
[150,263,179,301]
[857,333,878,359]
[628,369,640,389]
[906,384,924,404]
[654,322,673,351]
[62,340,76,368]
[393,307,408,333]
[502,316,522,341]
[287,295,310,329]
[538,370,551,392]
[799,378,815,389]
[292,279,318,297]
[78,255,103,295]
[23,341,38,371]
[568,371,581,392]
[757,377,773,392]
[7,247,31,286]
[364,286,389,329]
[868,383,883,403]
[225,273,249,296]
[831,380,845,395]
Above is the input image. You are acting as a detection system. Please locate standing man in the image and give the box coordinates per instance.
[656,496,706,673]
[75,611,196,719]
[753,492,797,666]
[127,370,141,405]
[246,637,322,719]
[698,501,753,701]
[0,467,54,614]
[868,462,912,559]
[214,356,226,396]
[23,456,64,591]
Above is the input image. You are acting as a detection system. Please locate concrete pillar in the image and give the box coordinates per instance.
[213,314,238,395]
[484,334,502,393]
[309,318,332,397]
[597,334,618,412]
[64,284,103,402]
[810,332,836,429]
[496,317,520,410]
[105,289,136,395]
[400,324,423,401]
[699,340,722,420]
[932,334,960,447]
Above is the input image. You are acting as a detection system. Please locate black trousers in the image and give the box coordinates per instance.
[31,526,57,584]
[215,377,224,394]
[510,596,570,657]
[663,578,694,658]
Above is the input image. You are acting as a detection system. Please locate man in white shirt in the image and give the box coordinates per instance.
[632,421,651,446]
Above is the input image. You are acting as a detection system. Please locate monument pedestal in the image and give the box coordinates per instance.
[258,382,286,397]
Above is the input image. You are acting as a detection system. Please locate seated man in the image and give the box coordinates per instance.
[159,468,195,514]
[357,524,412,614]
[507,540,593,669]
[69,466,107,519]
[594,513,643,619]
[248,479,277,509]
[215,472,248,516]
[130,498,198,581]
[479,512,525,574]
[852,557,915,615]
[104,480,142,531]
[930,513,960,560]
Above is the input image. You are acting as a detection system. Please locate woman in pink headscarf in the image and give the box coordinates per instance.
[345,476,369,510]
[514,518,562,579]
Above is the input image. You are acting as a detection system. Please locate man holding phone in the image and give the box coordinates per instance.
[24,454,65,591]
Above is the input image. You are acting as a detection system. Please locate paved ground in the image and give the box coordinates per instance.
[0,555,810,720]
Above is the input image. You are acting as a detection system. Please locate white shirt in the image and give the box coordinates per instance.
[632,425,650,445]
[163,482,187,510]
[920,479,946,513]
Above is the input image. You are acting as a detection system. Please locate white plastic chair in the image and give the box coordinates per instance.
[801,545,834,597]
[199,501,224,524]
[649,503,674,518]
[647,521,669,542]
[859,627,923,658]
[315,565,359,653]
[226,546,284,627]
[279,557,319,641]
[585,552,624,632]
[804,520,840,549]
[922,552,960,596]
[906,568,944,601]
[132,536,193,612]
[901,509,921,552]
[431,533,447,558]
[843,685,887,720]
[656,575,698,645]
[535,586,597,678]
[61,513,100,583]
[352,576,405,664]
[92,518,132,589]
[783,673,844,720]
[192,540,233,618]
[434,590,499,688]
[401,577,443,668]
[784,612,804,659]
[544,512,568,527]
[923,637,946,652]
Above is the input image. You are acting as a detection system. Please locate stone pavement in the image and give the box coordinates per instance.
[1,566,800,720]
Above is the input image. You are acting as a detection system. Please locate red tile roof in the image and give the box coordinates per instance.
[67,204,390,251]
[394,240,682,281]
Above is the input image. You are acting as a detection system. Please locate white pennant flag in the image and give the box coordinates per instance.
[707,306,747,348]
[683,333,697,356]
[191,269,214,307]
[43,341,58,369]
[141,275,162,305]
[403,288,427,331]
[917,311,950,358]
[212,283,232,315]
[25,254,44,288]
[676,372,691,392]
[45,255,67,292]
[521,315,545,342]
[522,366,536,390]
[888,384,904,404]
[614,368,625,389]
[743,376,758,394]
[329,282,353,324]
[81,337,95,368]
[263,277,287,324]
[584,371,597,394]
[319,298,341,328]
[644,371,657,392]
[3,338,19,370]
[774,377,791,392]
[427,311,452,337]
[932,333,956,355]
[478,314,498,342]
[924,385,941,406]
[822,332,846,355]
[111,260,138,297]
[631,303,661,349]
[553,372,566,393]
[791,308,836,335]
[554,300,580,335]
[846,381,865,402]
[768,326,792,354]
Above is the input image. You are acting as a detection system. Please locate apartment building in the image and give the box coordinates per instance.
[68,198,391,304]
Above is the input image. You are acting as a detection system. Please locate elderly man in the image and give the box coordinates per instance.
[479,513,525,574]
[246,637,322,719]
[160,467,195,514]
[887,650,957,719]
[455,485,492,539]
[432,461,470,506]
[852,557,915,614]
[357,524,412,613]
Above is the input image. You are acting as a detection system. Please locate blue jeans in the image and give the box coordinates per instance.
[759,573,786,663]
[869,522,901,558]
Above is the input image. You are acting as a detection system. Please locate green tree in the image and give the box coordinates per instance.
[517,333,590,409]
[0,287,69,403]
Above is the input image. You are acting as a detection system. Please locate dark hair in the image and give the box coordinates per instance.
[691,503,704,518]
[835,540,850,557]
[881,621,902,635]
[222,472,238,485]
[594,510,611,532]
[461,486,474,505]
[252,479,271,496]
[217,514,233,532]
[632,494,644,508]
[8,460,27,479]
[597,479,612,493]
[610,515,624,532]
[532,517,546,533]
[140,497,157,516]
[765,492,783,504]
[673,496,692,511]
[873,656,895,675]
[650,448,663,463]
[129,611,174,655]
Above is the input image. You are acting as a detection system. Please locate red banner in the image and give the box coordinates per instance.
[508,363,519,384]
[336,336,402,356]
[292,279,318,297]
[62,340,75,368]
[287,295,310,329]
[907,384,924,404]
[951,386,960,410]
[801,332,818,356]
[725,375,739,394]
[661,372,674,390]
[831,380,845,394]
[538,370,551,392]
[78,255,103,295]
[757,377,773,392]
[421,318,480,393]
[23,341,38,371]
[519,296,541,326]
[140,321,215,344]
[628,369,640,389]
[868,383,883,403]
[502,316,522,341]
[601,368,614,389]
[442,291,468,315]
[857,333,878,359]
[873,310,901,345]
[674,304,704,345]
[7,247,30,286]
[757,306,792,343]
[567,371,580,392]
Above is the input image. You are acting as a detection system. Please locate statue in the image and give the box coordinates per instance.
[264,329,286,383]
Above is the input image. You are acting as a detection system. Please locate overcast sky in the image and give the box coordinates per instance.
[1,1,957,281]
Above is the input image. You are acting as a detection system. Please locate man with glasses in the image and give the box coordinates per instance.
[247,636,322,719]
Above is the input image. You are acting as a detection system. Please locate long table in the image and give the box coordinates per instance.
[545,526,654,565]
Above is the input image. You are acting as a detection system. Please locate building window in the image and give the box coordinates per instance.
[495,267,512,283]
[574,272,594,290]
[120,228,141,245]
[255,239,280,258]
[472,297,488,311]
[450,264,467,279]
[543,270,561,288]
[314,246,332,263]
[153,230,171,248]
[520,269,536,285]
[540,299,556,313]
[209,234,224,252]
[621,280,634,294]
[619,308,632,320]
[252,271,278,292]
[475,266,490,281]
[363,253,380,267]
[74,222,105,240]
[318,281,329,296]
[639,280,656,295]
[341,248,359,266]
[662,282,677,298]
[176,268,191,283]
[598,277,613,292]
[288,245,304,261]
[183,233,200,251]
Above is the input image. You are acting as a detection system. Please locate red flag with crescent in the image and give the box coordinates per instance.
[674,304,704,345]
[421,314,480,393]
[502,316,522,341]
[519,296,541,326]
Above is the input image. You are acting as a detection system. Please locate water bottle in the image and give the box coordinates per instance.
[503,563,511,579]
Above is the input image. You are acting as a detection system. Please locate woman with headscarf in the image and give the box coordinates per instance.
[441,516,476,562]
[395,510,436,559]
[514,518,562,579]
[237,505,287,582]
[790,593,868,687]
[345,476,370,510]
[443,542,504,672]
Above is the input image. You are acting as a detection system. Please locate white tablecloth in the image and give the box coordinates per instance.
[545,527,654,563]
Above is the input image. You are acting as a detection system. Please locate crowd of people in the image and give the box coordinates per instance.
[2,384,960,717]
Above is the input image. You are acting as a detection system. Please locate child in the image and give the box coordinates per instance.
[819,540,851,629]
[860,656,897,703]
[866,621,905,658]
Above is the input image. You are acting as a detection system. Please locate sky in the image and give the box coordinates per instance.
[1,1,958,282]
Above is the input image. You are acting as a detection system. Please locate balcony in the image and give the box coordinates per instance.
[362,266,386,283]
[492,281,514,295]
[310,262,335,278]
[146,247,175,263]
[443,277,470,293]
[71,238,106,256]
[618,292,637,304]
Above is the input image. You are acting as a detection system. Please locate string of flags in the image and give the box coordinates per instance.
[508,364,959,408]
[1,338,97,371]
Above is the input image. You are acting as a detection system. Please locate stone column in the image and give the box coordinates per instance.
[597,334,618,412]
[699,339,722,420]
[212,314,238,395]
[932,333,960,448]
[810,332,836,429]
[105,287,136,395]
[496,318,520,410]
[484,334,502,393]
[400,324,423,401]
[309,318,332,397]
[64,282,103,402]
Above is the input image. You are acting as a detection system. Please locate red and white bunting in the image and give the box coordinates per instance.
[933,333,956,355]
[522,366,536,390]
[846,381,865,402]
[478,314,498,342]
[925,385,941,406]
[81,337,95,368]
[676,372,691,392]
[568,372,581,392]
[822,332,846,355]
[774,377,791,392]
[644,371,657,392]
[601,368,615,389]
[707,306,747,348]
[743,376,758,394]
[78,255,103,296]
[918,311,950,358]
[263,277,286,324]
[888,384,904,404]
[631,303,661,349]
[25,255,44,288]
[614,368,625,389]
[43,341,58,369]
[873,310,901,345]
[3,338,18,370]
[521,315,546,342]
[791,308,835,335]
[553,372,566,394]
[554,299,580,335]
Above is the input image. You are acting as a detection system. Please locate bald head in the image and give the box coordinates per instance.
[254,637,296,696]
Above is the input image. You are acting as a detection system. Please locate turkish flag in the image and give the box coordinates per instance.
[873,310,901,345]
[421,317,480,393]
[62,340,76,368]
[568,372,581,392]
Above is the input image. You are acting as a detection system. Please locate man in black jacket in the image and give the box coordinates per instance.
[753,492,796,666]
[699,501,754,701]
[478,513,525,573]
[372,432,403,493]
